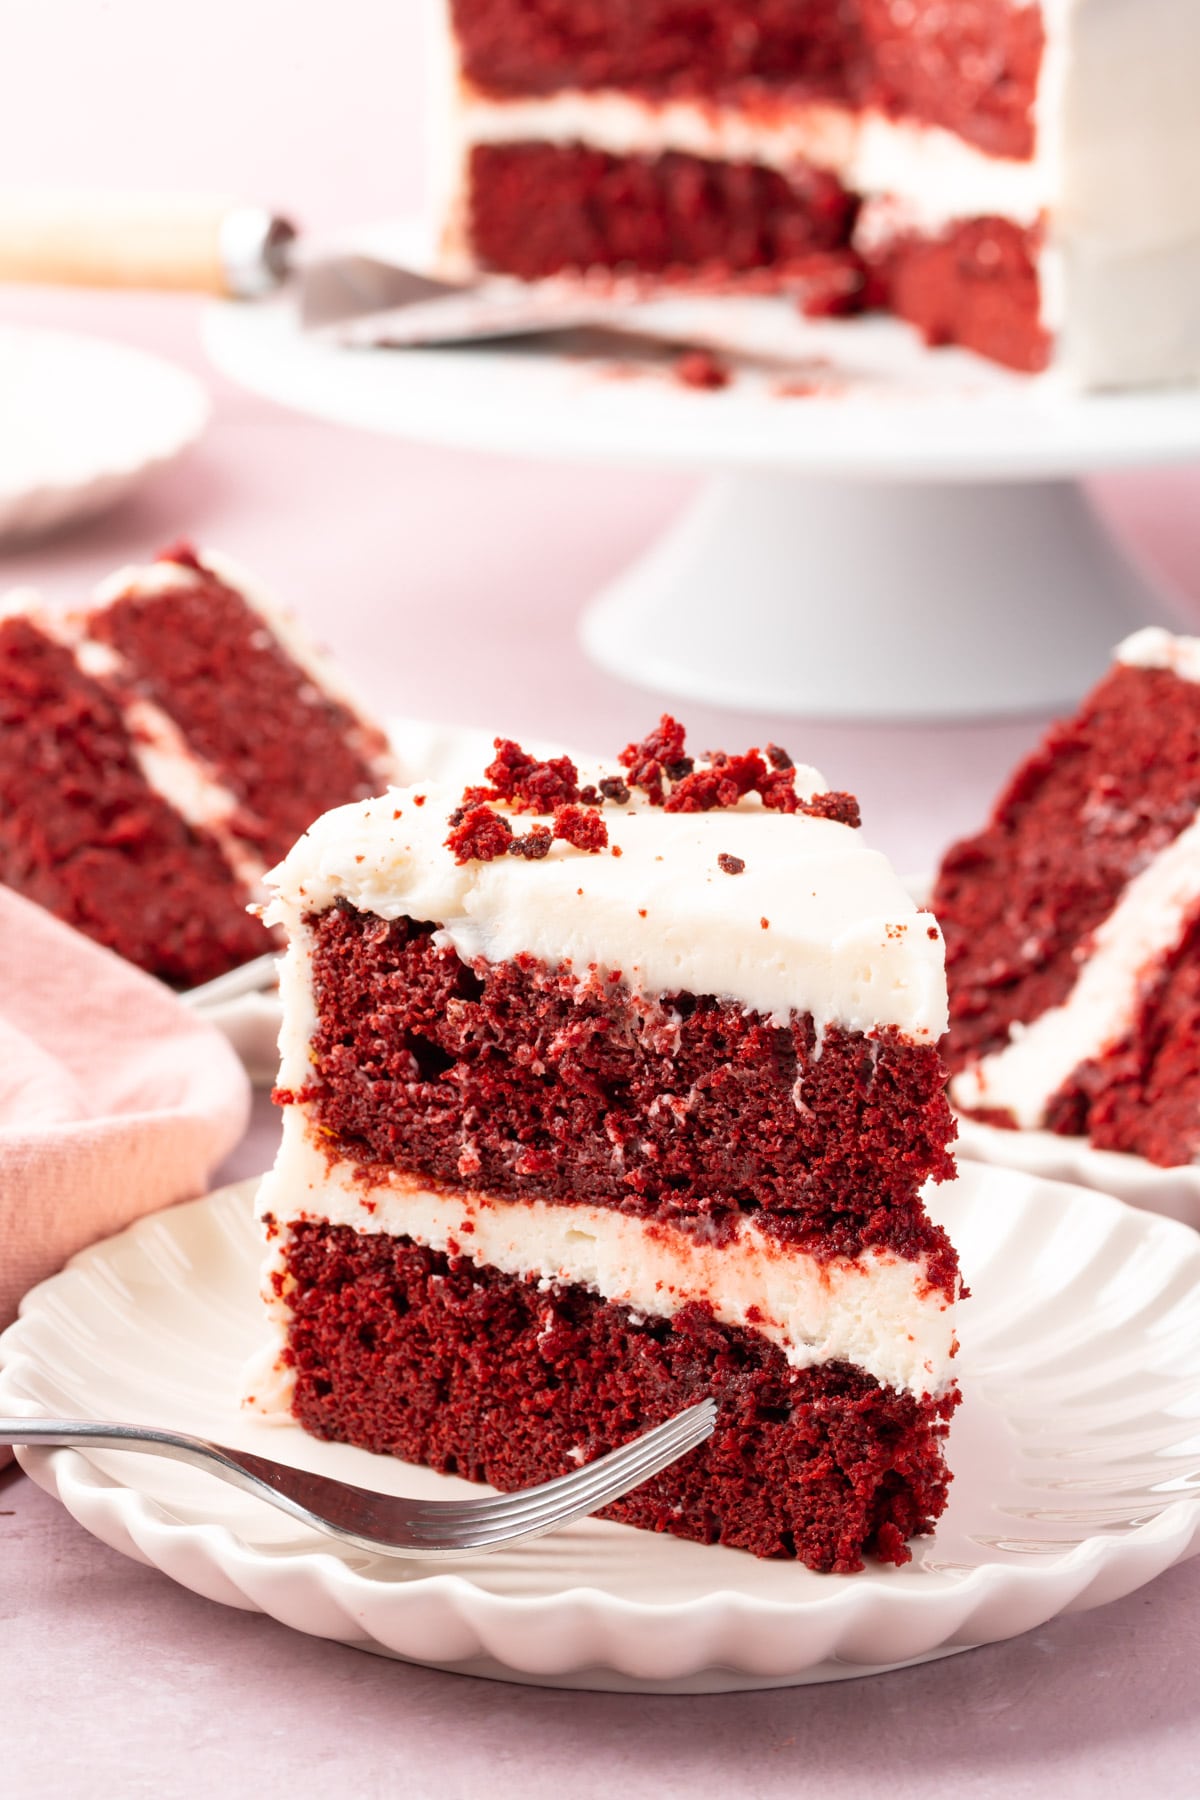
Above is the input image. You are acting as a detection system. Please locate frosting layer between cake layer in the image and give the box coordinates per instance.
[265,781,947,1040]
[258,1118,959,1397]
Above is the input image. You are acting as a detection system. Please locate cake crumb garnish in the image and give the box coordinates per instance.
[509,824,553,860]
[718,853,746,875]
[483,737,582,812]
[553,803,608,853]
[618,713,860,823]
[447,717,860,860]
[761,917,770,929]
[413,793,426,806]
[446,804,513,864]
[674,348,732,391]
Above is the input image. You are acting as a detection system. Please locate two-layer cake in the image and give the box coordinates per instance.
[255,727,962,1570]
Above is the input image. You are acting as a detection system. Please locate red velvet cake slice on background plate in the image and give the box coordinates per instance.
[253,724,962,1572]
[935,628,1200,1210]
[0,544,394,987]
[429,0,1200,385]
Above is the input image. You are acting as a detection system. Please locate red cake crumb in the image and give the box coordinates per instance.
[153,539,207,574]
[509,824,553,860]
[553,804,608,852]
[446,804,513,863]
[717,853,745,874]
[674,349,732,390]
[283,1223,960,1572]
[802,790,863,829]
[485,737,581,811]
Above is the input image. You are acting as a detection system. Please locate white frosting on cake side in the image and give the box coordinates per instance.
[1116,628,1200,685]
[262,780,948,1041]
[952,812,1200,1130]
[254,1118,959,1400]
[452,89,1050,230]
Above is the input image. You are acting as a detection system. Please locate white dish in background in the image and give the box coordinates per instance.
[2,1165,1198,1694]
[954,1113,1200,1232]
[0,325,210,543]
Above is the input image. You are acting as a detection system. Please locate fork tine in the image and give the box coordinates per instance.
[396,1402,715,1531]
[441,1408,718,1552]
[398,1401,717,1547]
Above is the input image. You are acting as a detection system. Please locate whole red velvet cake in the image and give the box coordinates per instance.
[254,722,962,1571]
[0,545,393,987]
[429,1,1200,386]
[934,628,1200,1167]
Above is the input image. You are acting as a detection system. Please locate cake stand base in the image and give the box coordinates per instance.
[580,474,1160,720]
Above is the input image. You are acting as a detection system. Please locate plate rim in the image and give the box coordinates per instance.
[0,322,211,540]
[3,1166,1199,1689]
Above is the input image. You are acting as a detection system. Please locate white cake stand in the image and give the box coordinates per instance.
[205,285,1200,719]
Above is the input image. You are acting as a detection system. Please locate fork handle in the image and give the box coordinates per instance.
[1,1416,218,1458]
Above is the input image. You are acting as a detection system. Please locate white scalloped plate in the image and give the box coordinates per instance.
[0,326,210,543]
[2,1165,1198,1692]
[954,1114,1200,1232]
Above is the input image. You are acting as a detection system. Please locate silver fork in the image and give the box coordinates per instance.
[0,1401,716,1558]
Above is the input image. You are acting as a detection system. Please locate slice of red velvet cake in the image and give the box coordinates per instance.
[0,545,393,987]
[254,724,962,1571]
[935,629,1200,1167]
[431,1,1200,385]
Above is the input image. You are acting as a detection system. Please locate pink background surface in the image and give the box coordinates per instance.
[4,4,1200,1793]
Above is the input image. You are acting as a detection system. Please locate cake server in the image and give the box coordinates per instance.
[0,192,642,344]
[0,1400,717,1559]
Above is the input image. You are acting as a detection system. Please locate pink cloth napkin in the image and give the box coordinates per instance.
[0,887,252,1425]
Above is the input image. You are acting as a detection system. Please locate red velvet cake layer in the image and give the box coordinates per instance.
[1043,906,1200,1166]
[935,663,1200,1074]
[290,902,957,1276]
[92,568,388,865]
[866,215,1049,374]
[279,1220,959,1571]
[467,142,856,282]
[450,0,1043,160]
[0,613,265,984]
[465,144,1047,368]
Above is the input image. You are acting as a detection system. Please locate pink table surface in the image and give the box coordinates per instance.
[5,4,1200,1790]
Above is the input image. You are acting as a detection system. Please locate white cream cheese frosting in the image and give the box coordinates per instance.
[262,778,947,1041]
[255,1118,958,1401]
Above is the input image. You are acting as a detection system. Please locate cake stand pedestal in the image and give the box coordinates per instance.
[581,472,1156,719]
[204,286,1200,720]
